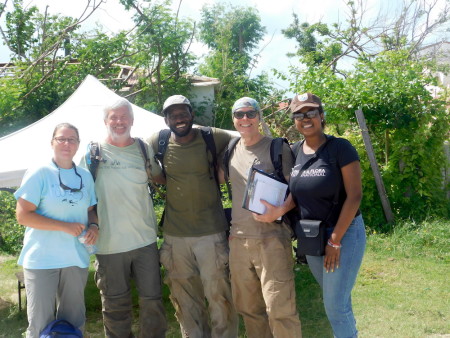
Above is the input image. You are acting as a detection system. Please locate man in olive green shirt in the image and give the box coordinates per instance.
[149,95,238,338]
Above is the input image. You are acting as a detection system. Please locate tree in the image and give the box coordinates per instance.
[198,3,272,128]
[282,0,450,70]
[274,0,450,227]
[281,51,449,227]
[119,0,196,113]
[0,0,132,136]
[3,0,38,59]
[282,14,342,66]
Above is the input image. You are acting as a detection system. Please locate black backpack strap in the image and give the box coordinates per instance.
[199,126,219,189]
[223,137,240,200]
[88,141,101,181]
[270,137,292,184]
[152,129,171,228]
[136,137,152,181]
[135,138,150,171]
[154,129,171,177]
[135,137,166,199]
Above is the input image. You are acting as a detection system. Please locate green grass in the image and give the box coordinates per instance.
[0,218,449,337]
[353,218,449,338]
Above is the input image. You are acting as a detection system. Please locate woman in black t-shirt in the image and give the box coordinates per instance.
[255,92,366,338]
[289,93,366,338]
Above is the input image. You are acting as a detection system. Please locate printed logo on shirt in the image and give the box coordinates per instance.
[62,191,84,206]
[53,183,84,206]
[300,168,326,177]
[291,165,327,178]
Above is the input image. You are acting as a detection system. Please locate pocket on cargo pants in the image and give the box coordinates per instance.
[159,241,173,273]
[94,258,108,293]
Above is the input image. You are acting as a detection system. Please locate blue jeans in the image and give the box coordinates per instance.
[306,214,366,338]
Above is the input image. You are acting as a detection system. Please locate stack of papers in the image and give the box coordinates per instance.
[242,167,288,218]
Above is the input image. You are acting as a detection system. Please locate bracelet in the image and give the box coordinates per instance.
[89,223,99,230]
[327,239,342,249]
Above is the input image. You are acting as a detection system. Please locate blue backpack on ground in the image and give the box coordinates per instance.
[40,319,83,338]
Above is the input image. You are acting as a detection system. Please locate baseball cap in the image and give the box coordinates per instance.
[162,95,192,115]
[289,93,322,116]
[231,97,260,114]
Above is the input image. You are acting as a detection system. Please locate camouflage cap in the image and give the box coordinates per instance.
[231,97,261,114]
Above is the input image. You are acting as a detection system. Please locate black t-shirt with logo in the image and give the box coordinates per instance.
[289,136,360,227]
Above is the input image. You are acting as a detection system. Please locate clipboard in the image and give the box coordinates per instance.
[242,167,288,218]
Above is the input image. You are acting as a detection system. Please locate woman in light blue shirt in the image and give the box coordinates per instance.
[15,123,98,338]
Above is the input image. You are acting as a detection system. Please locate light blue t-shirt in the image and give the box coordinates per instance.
[14,160,97,269]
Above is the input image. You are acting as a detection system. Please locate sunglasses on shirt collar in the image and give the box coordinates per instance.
[52,159,83,192]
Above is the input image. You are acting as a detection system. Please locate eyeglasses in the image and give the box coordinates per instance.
[233,110,258,119]
[52,159,83,192]
[292,109,319,121]
[53,137,79,144]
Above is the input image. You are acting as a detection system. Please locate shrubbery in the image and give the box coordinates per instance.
[0,191,24,254]
[268,51,450,231]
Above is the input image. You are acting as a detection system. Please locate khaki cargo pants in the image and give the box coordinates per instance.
[229,236,302,338]
[160,232,238,338]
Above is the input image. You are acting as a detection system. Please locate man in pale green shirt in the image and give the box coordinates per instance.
[81,98,167,338]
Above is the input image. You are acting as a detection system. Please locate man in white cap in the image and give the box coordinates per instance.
[148,95,238,338]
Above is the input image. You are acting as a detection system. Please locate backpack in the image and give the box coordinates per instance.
[88,138,164,198]
[40,319,83,338]
[222,137,296,236]
[154,127,227,226]
[154,127,219,189]
[222,137,293,200]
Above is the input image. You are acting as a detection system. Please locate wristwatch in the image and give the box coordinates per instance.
[89,223,99,230]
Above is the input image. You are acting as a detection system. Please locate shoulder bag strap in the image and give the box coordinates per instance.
[297,136,338,222]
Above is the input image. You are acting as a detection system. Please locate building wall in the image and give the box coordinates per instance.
[189,85,215,126]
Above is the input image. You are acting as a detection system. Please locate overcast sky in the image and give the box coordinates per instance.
[1,0,447,92]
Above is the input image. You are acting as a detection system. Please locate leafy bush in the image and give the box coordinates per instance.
[0,191,24,255]
[276,51,450,231]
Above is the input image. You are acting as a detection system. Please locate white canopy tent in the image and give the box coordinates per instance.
[0,75,168,188]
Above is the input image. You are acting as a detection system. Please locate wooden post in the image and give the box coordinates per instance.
[355,109,394,223]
